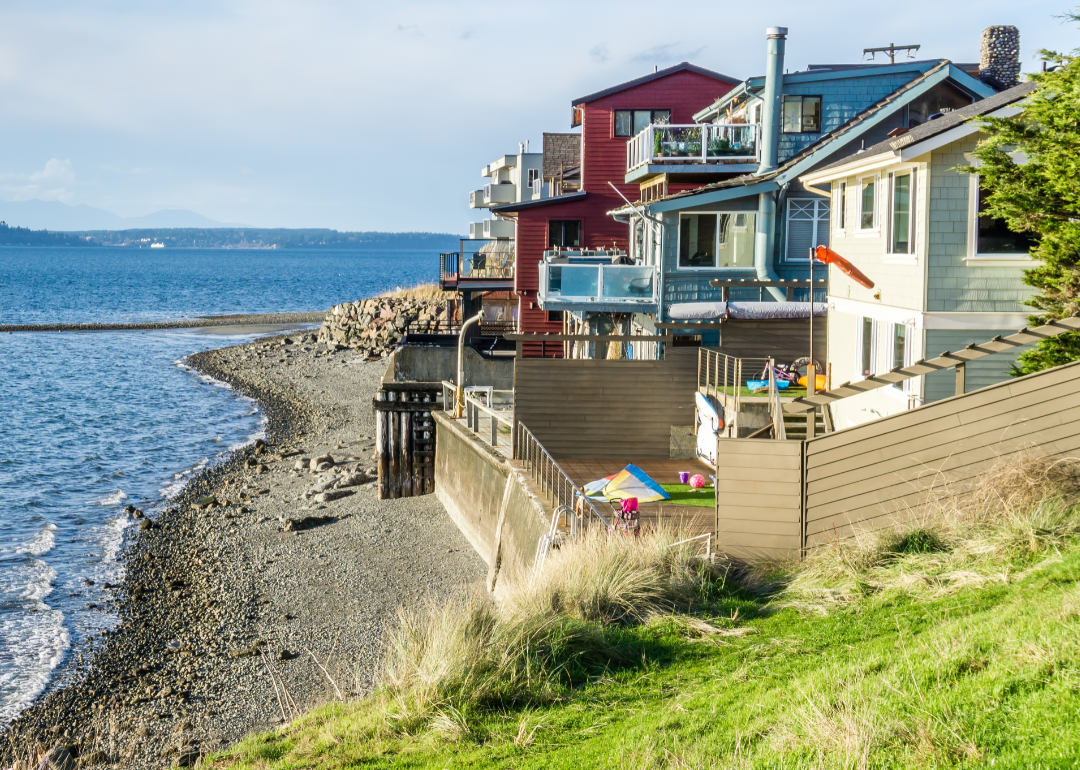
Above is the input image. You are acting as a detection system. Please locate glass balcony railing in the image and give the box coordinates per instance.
[627,123,759,172]
[539,259,658,309]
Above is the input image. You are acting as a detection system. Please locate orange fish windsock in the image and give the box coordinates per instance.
[814,246,875,290]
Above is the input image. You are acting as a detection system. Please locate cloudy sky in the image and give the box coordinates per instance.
[0,1,1073,232]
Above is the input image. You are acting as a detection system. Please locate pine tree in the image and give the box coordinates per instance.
[967,12,1080,375]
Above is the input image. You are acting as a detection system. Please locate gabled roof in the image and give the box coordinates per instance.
[810,79,1038,174]
[649,61,997,212]
[572,62,739,106]
[693,58,988,123]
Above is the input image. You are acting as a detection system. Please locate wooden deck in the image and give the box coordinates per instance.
[559,458,716,536]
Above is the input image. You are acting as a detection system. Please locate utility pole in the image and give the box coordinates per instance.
[863,43,920,64]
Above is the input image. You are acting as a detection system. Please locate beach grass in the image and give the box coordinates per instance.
[209,458,1080,769]
[379,283,451,302]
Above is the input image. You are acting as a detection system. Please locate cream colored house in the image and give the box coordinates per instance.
[798,80,1038,429]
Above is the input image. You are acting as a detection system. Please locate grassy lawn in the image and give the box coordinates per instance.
[704,384,808,399]
[658,482,715,508]
[210,463,1080,769]
[212,557,1080,769]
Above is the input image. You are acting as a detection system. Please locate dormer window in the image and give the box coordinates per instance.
[782,95,822,133]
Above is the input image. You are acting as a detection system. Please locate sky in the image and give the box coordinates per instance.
[0,1,1074,233]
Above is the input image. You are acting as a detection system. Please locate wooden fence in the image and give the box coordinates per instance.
[374,382,441,499]
[514,347,698,459]
[714,359,1080,557]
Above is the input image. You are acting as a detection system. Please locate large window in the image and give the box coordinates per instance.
[548,220,581,248]
[974,181,1036,255]
[836,181,847,231]
[888,169,917,255]
[785,198,830,262]
[782,95,822,133]
[614,109,671,137]
[888,323,914,393]
[859,177,877,230]
[678,213,756,269]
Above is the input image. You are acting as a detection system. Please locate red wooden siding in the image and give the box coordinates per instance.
[515,69,735,339]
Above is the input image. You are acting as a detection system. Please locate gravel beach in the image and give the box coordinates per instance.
[2,332,486,768]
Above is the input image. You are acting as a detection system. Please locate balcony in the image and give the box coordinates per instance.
[538,252,659,313]
[439,239,515,291]
[469,183,517,209]
[625,123,760,183]
[469,220,515,239]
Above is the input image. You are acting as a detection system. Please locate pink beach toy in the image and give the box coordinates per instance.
[678,471,690,484]
[689,474,706,489]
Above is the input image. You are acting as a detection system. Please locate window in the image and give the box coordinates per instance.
[678,214,717,268]
[859,177,876,230]
[527,168,540,187]
[888,323,914,392]
[614,109,671,137]
[974,180,1036,255]
[546,310,564,324]
[887,169,917,255]
[678,212,756,269]
[549,220,581,248]
[782,95,822,133]
[858,317,876,379]
[837,181,847,231]
[785,198,831,262]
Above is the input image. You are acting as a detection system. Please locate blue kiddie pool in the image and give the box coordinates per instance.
[746,380,790,391]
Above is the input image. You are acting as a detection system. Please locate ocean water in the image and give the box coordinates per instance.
[0,246,435,722]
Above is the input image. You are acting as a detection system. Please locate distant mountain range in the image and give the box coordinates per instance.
[0,199,247,231]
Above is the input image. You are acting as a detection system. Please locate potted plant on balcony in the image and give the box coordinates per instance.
[653,130,665,159]
[709,136,732,155]
[686,128,702,157]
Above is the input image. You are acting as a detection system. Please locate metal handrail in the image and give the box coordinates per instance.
[464,393,513,450]
[516,423,611,531]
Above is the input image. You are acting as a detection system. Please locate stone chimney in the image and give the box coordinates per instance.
[979,26,1021,90]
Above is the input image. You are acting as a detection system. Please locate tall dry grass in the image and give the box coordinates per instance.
[376,526,720,737]
[784,454,1080,610]
[379,283,450,302]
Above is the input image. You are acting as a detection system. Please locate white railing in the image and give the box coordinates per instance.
[627,123,760,172]
[538,262,659,307]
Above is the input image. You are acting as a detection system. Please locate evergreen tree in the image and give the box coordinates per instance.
[966,12,1080,375]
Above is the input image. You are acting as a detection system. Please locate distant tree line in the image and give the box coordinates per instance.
[0,222,95,247]
[71,228,464,250]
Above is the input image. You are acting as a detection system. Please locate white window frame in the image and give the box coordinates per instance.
[856,174,879,235]
[856,316,878,382]
[784,197,831,263]
[964,172,1037,267]
[527,168,540,187]
[676,211,756,271]
[885,321,915,395]
[885,166,918,264]
[835,180,847,234]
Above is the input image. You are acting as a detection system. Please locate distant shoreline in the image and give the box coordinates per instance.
[0,311,325,333]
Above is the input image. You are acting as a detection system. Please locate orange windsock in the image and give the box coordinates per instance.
[815,245,875,290]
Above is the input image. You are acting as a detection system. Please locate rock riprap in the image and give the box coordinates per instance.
[317,295,448,356]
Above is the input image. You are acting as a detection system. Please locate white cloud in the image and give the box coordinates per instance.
[1,158,76,201]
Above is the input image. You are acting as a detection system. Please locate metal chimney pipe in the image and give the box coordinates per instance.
[756,26,787,176]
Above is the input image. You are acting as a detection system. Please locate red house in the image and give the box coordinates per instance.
[490,63,738,344]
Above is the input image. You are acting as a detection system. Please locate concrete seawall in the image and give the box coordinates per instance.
[433,411,548,591]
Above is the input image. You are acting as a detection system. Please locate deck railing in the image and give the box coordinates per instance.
[627,123,760,172]
[698,349,773,437]
[516,423,611,530]
[439,242,515,287]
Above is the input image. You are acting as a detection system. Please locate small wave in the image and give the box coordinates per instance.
[15,524,57,558]
[92,490,127,506]
[98,516,130,564]
[159,457,209,499]
[0,606,70,723]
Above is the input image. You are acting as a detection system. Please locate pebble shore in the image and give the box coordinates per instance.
[2,333,486,768]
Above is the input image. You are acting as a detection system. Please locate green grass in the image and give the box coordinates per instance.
[706,384,808,399]
[210,461,1080,769]
[658,482,715,508]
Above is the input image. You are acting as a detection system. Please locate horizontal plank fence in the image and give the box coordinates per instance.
[514,348,698,459]
[712,359,1080,557]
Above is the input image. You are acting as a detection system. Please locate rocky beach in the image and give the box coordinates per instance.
[2,314,485,768]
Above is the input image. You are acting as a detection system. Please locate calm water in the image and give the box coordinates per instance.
[0,246,435,722]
